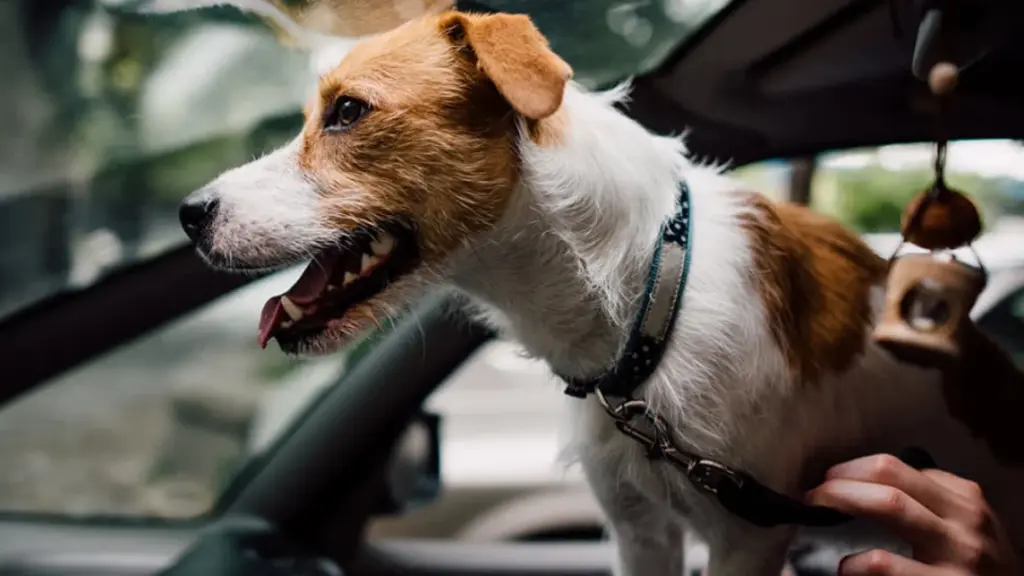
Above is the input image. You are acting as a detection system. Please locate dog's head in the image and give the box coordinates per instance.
[179,11,572,354]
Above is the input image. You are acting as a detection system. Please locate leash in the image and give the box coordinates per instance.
[560,182,853,529]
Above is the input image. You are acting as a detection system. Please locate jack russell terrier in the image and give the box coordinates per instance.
[172,6,1024,575]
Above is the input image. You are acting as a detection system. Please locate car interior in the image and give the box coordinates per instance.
[1,0,1024,574]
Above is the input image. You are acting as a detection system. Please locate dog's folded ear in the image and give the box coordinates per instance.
[442,12,573,120]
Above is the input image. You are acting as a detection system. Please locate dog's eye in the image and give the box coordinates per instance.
[324,96,369,132]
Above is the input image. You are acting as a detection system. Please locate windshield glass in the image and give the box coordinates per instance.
[0,0,728,321]
[475,0,730,87]
[1,1,310,319]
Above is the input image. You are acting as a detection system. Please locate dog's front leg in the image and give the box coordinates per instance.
[705,525,794,576]
[583,460,684,576]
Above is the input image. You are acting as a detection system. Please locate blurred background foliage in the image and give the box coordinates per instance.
[734,150,1024,234]
[813,166,1013,233]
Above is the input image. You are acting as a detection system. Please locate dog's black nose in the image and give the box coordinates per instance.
[179,196,219,242]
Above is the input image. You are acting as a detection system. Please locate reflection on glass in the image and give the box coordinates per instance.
[0,1,311,319]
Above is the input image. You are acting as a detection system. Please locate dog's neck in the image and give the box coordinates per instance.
[449,84,691,379]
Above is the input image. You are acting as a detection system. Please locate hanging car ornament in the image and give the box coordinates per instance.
[873,60,986,368]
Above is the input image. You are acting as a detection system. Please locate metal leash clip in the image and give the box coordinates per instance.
[594,389,744,496]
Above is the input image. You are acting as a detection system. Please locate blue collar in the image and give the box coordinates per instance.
[563,181,693,399]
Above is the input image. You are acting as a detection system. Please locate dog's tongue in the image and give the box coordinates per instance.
[258,250,341,348]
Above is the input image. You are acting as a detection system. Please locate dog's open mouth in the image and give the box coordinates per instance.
[258,222,419,351]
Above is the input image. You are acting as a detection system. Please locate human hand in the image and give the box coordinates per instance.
[807,454,1019,575]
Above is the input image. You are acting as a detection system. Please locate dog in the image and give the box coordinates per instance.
[176,8,1024,575]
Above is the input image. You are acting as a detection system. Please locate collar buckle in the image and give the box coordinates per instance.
[686,459,744,495]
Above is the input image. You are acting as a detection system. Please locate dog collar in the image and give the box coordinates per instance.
[557,181,860,530]
[562,181,693,399]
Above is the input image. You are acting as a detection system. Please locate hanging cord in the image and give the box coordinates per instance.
[897,0,959,249]
[890,62,955,262]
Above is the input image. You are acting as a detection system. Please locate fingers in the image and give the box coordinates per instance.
[838,549,955,576]
[807,479,947,550]
[825,455,964,519]
[818,455,1021,573]
[922,469,985,502]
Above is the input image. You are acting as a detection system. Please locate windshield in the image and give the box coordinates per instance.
[461,0,730,87]
[0,0,729,322]
[1,1,310,319]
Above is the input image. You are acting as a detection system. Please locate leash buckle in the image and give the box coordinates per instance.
[686,459,744,495]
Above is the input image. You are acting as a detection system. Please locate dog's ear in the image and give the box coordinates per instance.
[442,12,573,120]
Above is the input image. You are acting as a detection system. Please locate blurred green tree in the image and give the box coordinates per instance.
[817,165,1010,234]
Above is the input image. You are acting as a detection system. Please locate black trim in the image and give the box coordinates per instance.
[745,0,888,80]
[0,247,258,403]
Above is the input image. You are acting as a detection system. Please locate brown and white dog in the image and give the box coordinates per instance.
[176,7,1024,575]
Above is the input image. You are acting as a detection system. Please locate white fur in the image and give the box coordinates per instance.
[187,137,339,269]
[448,83,1024,575]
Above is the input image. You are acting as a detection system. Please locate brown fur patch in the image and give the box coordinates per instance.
[299,11,571,262]
[737,192,888,385]
[443,12,572,120]
[942,323,1024,466]
[301,15,518,263]
[292,11,570,335]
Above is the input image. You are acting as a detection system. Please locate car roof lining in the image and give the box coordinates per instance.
[630,0,1024,163]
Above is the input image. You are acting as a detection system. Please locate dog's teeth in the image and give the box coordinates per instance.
[370,233,395,256]
[280,296,304,321]
[361,253,381,273]
[343,271,358,285]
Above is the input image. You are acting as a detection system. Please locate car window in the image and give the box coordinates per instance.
[1,0,735,324]
[0,0,311,321]
[0,267,363,519]
[732,140,1024,234]
[812,140,1024,235]
[0,0,318,519]
[481,0,732,88]
[977,286,1024,368]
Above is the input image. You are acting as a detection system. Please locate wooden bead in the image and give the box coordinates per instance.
[929,62,959,96]
[900,187,982,250]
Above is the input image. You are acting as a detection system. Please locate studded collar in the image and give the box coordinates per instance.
[562,181,692,399]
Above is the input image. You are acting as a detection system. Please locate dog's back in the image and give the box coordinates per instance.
[680,186,1024,557]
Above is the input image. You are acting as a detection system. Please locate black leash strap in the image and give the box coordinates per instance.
[594,389,851,528]
[596,389,937,528]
